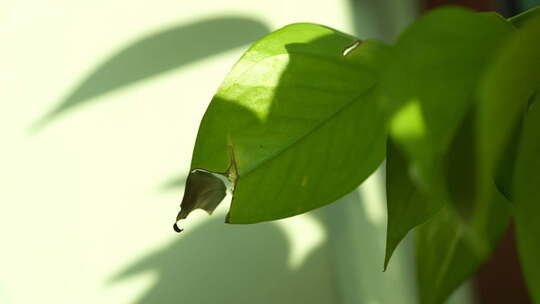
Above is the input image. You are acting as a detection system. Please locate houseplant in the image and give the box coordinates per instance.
[174,6,540,304]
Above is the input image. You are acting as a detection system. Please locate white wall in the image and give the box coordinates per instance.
[0,0,468,303]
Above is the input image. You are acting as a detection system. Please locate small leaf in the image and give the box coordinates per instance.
[177,24,392,224]
[415,188,510,304]
[384,139,441,269]
[514,96,540,302]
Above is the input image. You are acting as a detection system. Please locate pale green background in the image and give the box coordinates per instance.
[1,0,471,303]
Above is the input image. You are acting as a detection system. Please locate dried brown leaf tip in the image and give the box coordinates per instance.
[173,170,227,233]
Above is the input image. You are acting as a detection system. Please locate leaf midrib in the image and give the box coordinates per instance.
[238,84,378,179]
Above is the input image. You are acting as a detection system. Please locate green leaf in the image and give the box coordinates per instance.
[384,140,441,269]
[508,5,540,28]
[514,96,540,302]
[383,7,514,204]
[476,13,540,205]
[388,107,511,303]
[176,23,391,225]
[382,8,514,267]
[443,109,479,219]
[492,8,540,208]
[493,121,523,200]
[415,188,510,304]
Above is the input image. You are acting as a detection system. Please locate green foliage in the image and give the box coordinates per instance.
[515,94,540,301]
[175,5,540,304]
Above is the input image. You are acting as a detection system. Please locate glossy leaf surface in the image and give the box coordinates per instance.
[177,23,390,224]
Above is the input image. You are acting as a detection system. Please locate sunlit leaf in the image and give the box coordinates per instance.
[175,23,392,225]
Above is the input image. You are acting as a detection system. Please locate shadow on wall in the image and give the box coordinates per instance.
[109,218,337,304]
[31,16,270,130]
[159,175,187,192]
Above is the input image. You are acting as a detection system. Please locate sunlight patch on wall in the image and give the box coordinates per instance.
[274,214,327,269]
[359,168,386,225]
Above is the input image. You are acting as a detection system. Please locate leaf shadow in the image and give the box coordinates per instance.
[158,175,187,192]
[31,16,270,131]
[109,218,337,304]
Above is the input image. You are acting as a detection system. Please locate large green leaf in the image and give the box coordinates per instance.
[383,8,514,206]
[382,7,514,266]
[514,96,540,302]
[490,6,540,201]
[175,23,391,225]
[415,189,510,304]
[476,13,540,205]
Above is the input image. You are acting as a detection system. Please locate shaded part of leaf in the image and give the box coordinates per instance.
[227,86,387,223]
[384,139,442,270]
[528,87,540,108]
[508,5,540,28]
[494,120,523,201]
[493,91,540,202]
[415,189,510,304]
[173,170,227,232]
[444,109,477,219]
[476,12,540,211]
[514,99,540,302]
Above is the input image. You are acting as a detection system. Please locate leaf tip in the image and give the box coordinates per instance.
[172,169,227,229]
[173,222,184,233]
